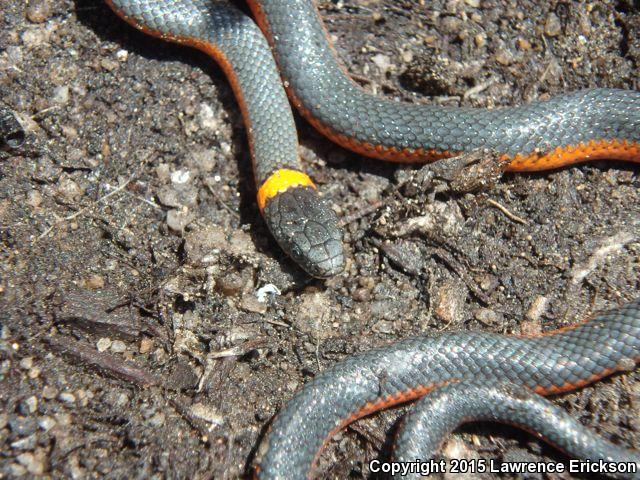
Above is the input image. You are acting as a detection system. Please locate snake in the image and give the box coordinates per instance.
[101,0,640,478]
[259,299,640,478]
[393,380,639,479]
[104,0,640,278]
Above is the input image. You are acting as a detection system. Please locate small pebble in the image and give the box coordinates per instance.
[10,463,27,476]
[26,0,53,23]
[100,58,119,71]
[148,412,165,428]
[166,208,194,232]
[115,49,128,62]
[190,403,224,427]
[495,49,513,65]
[11,435,37,450]
[19,357,33,369]
[433,280,467,325]
[56,178,83,202]
[17,451,45,475]
[42,385,58,400]
[96,338,111,352]
[545,13,562,37]
[475,308,499,325]
[157,185,198,208]
[110,340,126,353]
[478,274,499,292]
[190,148,216,173]
[21,28,49,49]
[52,85,70,106]
[22,396,38,415]
[525,295,548,321]
[38,416,56,432]
[139,338,154,354]
[115,392,129,408]
[371,53,391,75]
[240,294,267,314]
[170,169,191,185]
[58,392,76,404]
[198,103,220,131]
[352,287,371,302]
[372,320,393,334]
[26,190,43,208]
[517,38,531,51]
[440,16,462,35]
[84,274,104,290]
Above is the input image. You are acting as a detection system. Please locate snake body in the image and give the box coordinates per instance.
[106,0,345,278]
[102,1,640,478]
[394,381,640,479]
[259,300,640,478]
[249,0,640,170]
[106,0,640,277]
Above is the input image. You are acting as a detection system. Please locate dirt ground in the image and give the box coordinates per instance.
[1,0,639,478]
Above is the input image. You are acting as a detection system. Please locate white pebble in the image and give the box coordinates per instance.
[110,340,126,353]
[96,337,111,352]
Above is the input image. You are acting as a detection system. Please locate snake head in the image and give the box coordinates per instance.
[261,185,344,278]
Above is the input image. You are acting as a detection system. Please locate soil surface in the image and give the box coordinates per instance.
[1,0,639,478]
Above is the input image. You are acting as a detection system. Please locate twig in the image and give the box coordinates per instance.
[463,79,496,100]
[36,178,133,241]
[486,198,528,225]
[569,231,637,286]
[206,184,240,219]
[339,201,381,226]
[47,336,159,387]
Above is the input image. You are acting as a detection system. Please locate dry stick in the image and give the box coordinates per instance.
[486,198,528,225]
[569,231,637,287]
[206,184,240,219]
[47,335,159,387]
[35,178,133,242]
[463,78,496,100]
[35,151,153,242]
[48,335,220,439]
[339,201,382,226]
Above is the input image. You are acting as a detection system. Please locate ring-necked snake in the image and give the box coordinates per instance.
[101,1,640,478]
[259,299,640,478]
[394,380,639,479]
[105,0,640,278]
